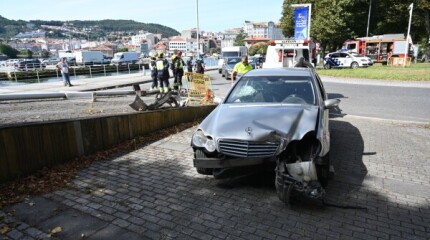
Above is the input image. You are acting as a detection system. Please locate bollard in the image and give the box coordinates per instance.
[36,70,40,83]
[128,63,130,74]
[74,67,77,80]
[13,70,17,81]
[89,66,92,78]
[117,64,119,75]
[104,65,106,76]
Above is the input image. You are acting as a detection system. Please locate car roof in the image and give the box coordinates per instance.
[245,68,314,77]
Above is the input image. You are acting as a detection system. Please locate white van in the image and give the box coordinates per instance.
[111,52,139,65]
[218,46,248,73]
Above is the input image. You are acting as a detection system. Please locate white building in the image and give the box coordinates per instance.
[221,28,241,48]
[169,36,187,52]
[243,21,284,40]
[131,32,155,49]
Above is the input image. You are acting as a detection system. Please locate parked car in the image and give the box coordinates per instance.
[15,59,46,71]
[6,59,19,66]
[191,67,340,205]
[221,57,242,80]
[323,52,373,69]
[42,57,60,65]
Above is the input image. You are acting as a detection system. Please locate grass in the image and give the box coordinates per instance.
[316,62,430,81]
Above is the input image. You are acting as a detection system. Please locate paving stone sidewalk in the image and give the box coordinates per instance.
[1,117,429,239]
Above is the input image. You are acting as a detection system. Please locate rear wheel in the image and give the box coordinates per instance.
[351,62,359,69]
[225,71,229,80]
[195,150,213,175]
[218,69,222,74]
[324,63,331,69]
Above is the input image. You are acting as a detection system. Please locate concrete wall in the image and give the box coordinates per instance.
[0,105,215,183]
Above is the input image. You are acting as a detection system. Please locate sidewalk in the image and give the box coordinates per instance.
[1,117,429,239]
[0,72,152,94]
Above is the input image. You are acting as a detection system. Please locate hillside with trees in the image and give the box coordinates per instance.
[0,16,180,39]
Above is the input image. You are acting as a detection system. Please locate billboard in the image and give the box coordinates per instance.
[294,6,310,40]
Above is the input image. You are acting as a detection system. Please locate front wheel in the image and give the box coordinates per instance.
[218,69,222,74]
[351,62,359,69]
[195,150,213,175]
[275,160,293,205]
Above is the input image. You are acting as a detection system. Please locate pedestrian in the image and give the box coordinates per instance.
[186,56,193,73]
[155,53,170,93]
[195,56,205,74]
[149,56,158,90]
[231,56,252,81]
[56,57,73,87]
[173,50,185,90]
[170,54,177,81]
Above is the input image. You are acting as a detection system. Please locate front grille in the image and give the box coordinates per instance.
[218,139,279,158]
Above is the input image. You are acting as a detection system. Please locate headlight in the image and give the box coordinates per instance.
[192,130,216,152]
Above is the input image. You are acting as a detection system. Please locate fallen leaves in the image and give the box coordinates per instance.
[0,120,202,207]
[0,225,10,234]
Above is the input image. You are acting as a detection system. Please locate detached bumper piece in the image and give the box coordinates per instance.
[129,91,179,111]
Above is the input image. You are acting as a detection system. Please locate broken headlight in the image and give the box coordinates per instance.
[192,130,216,152]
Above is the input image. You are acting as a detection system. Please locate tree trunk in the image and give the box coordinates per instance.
[424,10,430,62]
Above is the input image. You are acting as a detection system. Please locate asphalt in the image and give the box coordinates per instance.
[1,72,429,239]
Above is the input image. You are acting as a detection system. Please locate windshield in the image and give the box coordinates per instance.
[226,57,241,66]
[113,54,122,59]
[225,76,316,105]
[223,52,240,57]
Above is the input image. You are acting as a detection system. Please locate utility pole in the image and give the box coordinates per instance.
[196,0,200,55]
[366,0,372,37]
[403,3,413,67]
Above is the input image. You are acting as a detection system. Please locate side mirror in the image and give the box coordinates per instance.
[324,99,340,109]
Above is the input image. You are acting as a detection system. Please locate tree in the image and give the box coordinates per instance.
[249,42,269,56]
[116,48,128,52]
[0,44,19,58]
[41,50,50,58]
[26,49,33,58]
[234,30,247,46]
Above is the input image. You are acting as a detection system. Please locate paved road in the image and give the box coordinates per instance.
[1,71,430,239]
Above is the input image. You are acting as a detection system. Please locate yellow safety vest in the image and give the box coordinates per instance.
[233,62,252,74]
[156,60,165,70]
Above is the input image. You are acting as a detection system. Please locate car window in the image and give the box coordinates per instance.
[314,73,326,101]
[339,53,348,58]
[331,53,340,58]
[227,58,241,64]
[225,76,315,105]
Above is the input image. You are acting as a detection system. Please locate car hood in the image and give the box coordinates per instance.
[199,104,319,142]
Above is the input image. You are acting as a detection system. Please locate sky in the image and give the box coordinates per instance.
[0,0,284,33]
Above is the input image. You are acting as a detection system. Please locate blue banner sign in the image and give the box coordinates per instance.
[294,7,309,40]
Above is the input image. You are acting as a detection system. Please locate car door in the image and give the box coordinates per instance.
[337,53,349,67]
[314,73,330,156]
[341,53,353,67]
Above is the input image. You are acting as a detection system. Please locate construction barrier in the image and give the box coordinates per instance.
[388,57,411,67]
[185,72,214,105]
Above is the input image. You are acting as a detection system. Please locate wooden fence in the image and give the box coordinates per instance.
[0,105,215,183]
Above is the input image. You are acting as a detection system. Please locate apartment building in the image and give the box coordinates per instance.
[243,21,284,40]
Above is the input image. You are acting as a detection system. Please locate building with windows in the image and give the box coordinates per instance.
[243,21,284,40]
[221,28,242,48]
[131,32,155,49]
[168,36,187,52]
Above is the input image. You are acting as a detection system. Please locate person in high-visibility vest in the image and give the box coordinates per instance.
[173,50,185,90]
[149,56,158,90]
[231,56,252,81]
[156,53,170,93]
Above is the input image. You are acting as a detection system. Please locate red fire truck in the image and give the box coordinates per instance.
[343,34,413,64]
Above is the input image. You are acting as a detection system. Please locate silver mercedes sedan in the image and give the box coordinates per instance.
[191,68,340,205]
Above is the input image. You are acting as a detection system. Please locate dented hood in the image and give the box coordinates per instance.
[199,104,319,142]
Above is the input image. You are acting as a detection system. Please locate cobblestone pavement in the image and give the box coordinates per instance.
[1,116,429,239]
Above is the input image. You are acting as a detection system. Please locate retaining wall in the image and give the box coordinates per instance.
[0,105,215,183]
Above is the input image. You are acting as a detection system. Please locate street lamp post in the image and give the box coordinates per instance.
[196,0,200,55]
[366,0,372,37]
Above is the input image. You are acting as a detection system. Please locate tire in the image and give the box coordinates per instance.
[275,160,293,205]
[316,153,330,188]
[221,71,225,77]
[324,63,331,69]
[218,69,222,74]
[351,62,359,69]
[225,71,229,80]
[195,150,213,175]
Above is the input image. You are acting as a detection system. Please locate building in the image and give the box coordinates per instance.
[243,21,284,40]
[15,30,46,39]
[181,29,198,39]
[131,32,155,49]
[168,36,187,52]
[221,28,241,48]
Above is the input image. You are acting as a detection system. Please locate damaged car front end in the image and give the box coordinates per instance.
[191,68,339,205]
